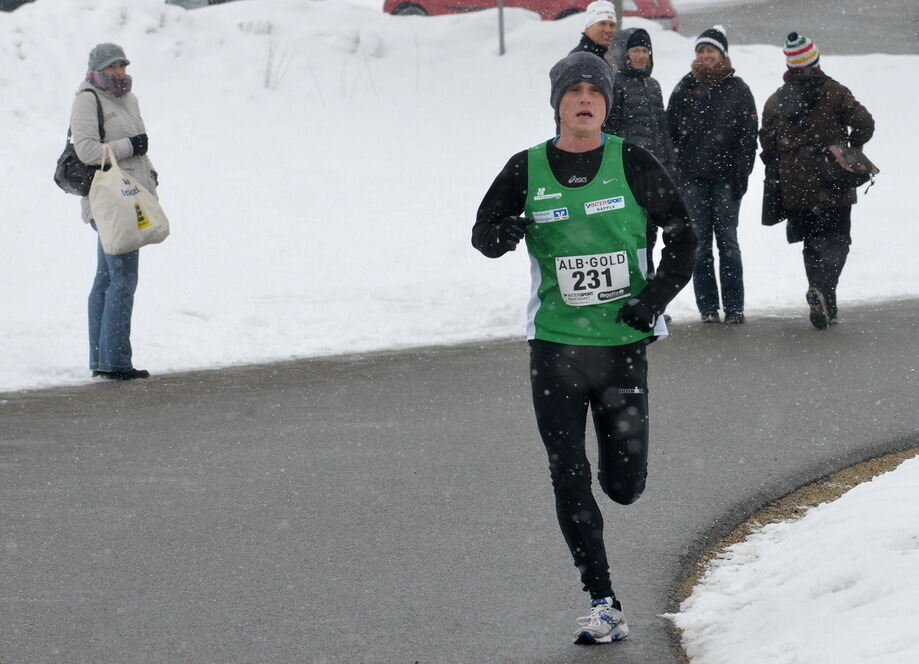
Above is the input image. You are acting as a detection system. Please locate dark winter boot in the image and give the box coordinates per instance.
[806,288,829,330]
[825,290,839,325]
[93,369,150,380]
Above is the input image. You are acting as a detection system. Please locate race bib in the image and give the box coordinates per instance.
[555,252,630,306]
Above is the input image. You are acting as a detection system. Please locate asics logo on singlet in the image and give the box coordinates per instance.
[568,175,588,184]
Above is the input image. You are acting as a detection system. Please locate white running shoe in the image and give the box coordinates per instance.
[574,597,630,644]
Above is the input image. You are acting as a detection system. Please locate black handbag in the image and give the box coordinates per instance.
[53,89,104,196]
[819,144,879,191]
[760,152,787,227]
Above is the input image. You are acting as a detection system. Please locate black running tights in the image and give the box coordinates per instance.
[529,340,650,599]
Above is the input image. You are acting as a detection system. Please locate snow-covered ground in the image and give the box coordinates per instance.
[670,454,919,664]
[1,0,916,393]
[1,1,917,660]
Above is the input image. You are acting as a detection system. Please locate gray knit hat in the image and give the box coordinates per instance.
[88,43,130,71]
[549,52,614,116]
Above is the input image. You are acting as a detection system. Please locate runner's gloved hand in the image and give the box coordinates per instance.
[495,216,533,251]
[616,298,655,332]
[129,133,148,156]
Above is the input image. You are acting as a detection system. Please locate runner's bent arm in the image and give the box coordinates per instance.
[622,143,697,315]
[472,151,528,258]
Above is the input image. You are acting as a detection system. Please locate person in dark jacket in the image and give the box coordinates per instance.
[473,52,696,647]
[607,28,676,275]
[569,0,618,73]
[760,33,874,329]
[607,29,674,170]
[668,26,758,324]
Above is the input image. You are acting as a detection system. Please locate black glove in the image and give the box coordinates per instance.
[616,298,656,332]
[129,133,148,156]
[494,216,533,252]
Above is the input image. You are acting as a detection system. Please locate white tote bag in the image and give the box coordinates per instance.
[89,144,170,255]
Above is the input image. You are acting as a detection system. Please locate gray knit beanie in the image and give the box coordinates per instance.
[549,52,613,116]
[88,43,130,71]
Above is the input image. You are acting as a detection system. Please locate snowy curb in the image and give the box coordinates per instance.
[666,445,919,663]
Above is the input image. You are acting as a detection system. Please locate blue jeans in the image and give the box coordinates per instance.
[682,179,744,315]
[88,235,139,372]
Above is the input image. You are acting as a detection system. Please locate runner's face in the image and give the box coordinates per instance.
[585,20,617,47]
[694,44,723,68]
[558,82,606,137]
[627,46,650,70]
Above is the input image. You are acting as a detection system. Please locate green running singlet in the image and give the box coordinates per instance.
[524,135,651,347]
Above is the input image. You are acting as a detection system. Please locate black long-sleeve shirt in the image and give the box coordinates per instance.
[472,140,696,315]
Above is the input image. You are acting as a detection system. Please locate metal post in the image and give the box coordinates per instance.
[614,0,623,26]
[498,0,506,55]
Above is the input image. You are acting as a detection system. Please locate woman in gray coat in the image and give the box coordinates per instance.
[71,43,157,380]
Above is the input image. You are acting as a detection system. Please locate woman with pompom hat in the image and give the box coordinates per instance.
[667,25,758,325]
[760,32,875,330]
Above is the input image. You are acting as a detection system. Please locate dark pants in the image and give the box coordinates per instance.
[529,340,650,600]
[682,179,745,315]
[798,206,851,316]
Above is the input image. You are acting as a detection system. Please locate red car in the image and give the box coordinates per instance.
[383,0,679,30]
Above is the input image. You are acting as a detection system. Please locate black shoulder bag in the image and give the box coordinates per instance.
[819,143,879,193]
[54,89,104,196]
[760,151,787,227]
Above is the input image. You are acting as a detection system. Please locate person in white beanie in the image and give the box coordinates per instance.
[568,0,618,73]
[667,25,758,325]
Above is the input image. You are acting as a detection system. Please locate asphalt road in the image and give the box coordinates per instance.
[2,300,918,663]
[676,0,919,55]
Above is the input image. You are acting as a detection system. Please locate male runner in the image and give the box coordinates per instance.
[472,52,696,645]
